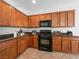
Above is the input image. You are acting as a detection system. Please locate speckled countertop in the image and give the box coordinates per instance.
[0,32,79,42]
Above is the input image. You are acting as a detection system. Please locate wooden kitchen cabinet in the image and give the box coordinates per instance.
[0,39,17,59]
[68,10,75,27]
[52,36,62,51]
[32,35,38,49]
[29,15,40,27]
[71,38,79,53]
[59,11,67,27]
[29,35,33,47]
[0,1,12,26]
[39,13,51,20]
[26,36,30,48]
[11,8,28,27]
[0,0,28,27]
[18,36,27,55]
[13,9,23,27]
[62,37,70,52]
[51,12,59,27]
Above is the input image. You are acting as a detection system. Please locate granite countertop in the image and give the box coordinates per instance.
[0,34,29,42]
[0,32,79,42]
[0,33,38,42]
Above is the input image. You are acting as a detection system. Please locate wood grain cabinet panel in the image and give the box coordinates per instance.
[26,36,30,47]
[39,13,51,20]
[62,37,70,52]
[29,35,33,47]
[0,4,3,25]
[52,36,62,51]
[51,12,59,27]
[0,39,17,59]
[18,37,27,55]
[33,35,38,48]
[0,1,12,26]
[29,15,40,27]
[71,38,79,53]
[68,10,74,27]
[59,11,67,27]
[11,9,28,27]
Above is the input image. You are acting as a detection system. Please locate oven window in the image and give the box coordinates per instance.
[40,39,49,45]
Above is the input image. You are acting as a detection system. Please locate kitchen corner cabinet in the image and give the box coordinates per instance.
[62,37,70,52]
[0,39,17,59]
[29,15,40,28]
[39,13,51,20]
[32,35,38,48]
[12,9,28,27]
[52,36,62,51]
[51,12,59,27]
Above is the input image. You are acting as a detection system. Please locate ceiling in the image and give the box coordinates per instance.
[4,0,78,15]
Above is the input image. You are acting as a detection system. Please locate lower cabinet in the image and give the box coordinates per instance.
[0,39,17,59]
[62,37,70,52]
[29,35,33,47]
[32,35,38,48]
[52,36,62,51]
[71,38,79,53]
[18,36,27,55]
[53,36,79,53]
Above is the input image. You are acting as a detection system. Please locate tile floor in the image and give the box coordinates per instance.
[17,48,79,59]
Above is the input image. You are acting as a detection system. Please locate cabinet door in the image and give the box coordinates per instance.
[62,37,70,52]
[0,1,11,26]
[29,35,33,47]
[0,48,9,59]
[24,15,28,27]
[0,39,17,59]
[59,11,67,27]
[68,10,74,27]
[18,37,27,55]
[51,12,59,27]
[26,36,30,48]
[29,15,40,27]
[14,9,22,27]
[33,35,38,48]
[0,3,3,25]
[71,39,79,53]
[52,36,61,51]
[40,13,51,20]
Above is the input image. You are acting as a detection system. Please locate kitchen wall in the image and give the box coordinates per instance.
[1,0,79,36]
[0,27,28,36]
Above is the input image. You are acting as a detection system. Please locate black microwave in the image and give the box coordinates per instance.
[40,20,51,27]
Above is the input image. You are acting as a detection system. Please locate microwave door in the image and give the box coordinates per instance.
[41,23,48,27]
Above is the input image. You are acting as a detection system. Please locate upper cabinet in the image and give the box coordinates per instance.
[0,1,12,26]
[67,10,74,27]
[51,10,75,27]
[39,13,51,20]
[29,15,40,28]
[0,0,28,27]
[59,11,68,27]
[0,0,75,28]
[51,12,59,27]
[59,10,75,27]
[11,8,28,27]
